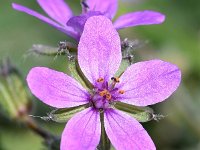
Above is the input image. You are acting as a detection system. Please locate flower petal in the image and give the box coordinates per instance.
[61,108,101,150]
[37,0,73,26]
[78,16,121,84]
[86,0,118,19]
[67,11,102,34]
[26,67,89,108]
[114,10,165,30]
[12,3,78,39]
[104,109,156,150]
[116,60,181,106]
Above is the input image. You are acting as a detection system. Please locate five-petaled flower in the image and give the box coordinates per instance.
[12,0,165,40]
[27,16,181,150]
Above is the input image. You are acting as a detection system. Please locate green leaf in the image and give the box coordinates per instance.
[114,102,154,122]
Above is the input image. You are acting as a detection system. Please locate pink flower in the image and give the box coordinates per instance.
[27,16,181,150]
[12,0,165,40]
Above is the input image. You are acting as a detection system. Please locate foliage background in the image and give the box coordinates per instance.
[0,0,200,149]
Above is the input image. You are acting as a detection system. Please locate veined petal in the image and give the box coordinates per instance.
[116,60,181,106]
[86,0,118,19]
[37,0,73,26]
[78,16,121,84]
[104,109,156,150]
[61,108,101,150]
[114,10,165,30]
[12,3,78,39]
[67,11,102,34]
[27,67,89,108]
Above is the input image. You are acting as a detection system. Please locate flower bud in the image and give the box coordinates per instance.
[0,58,32,121]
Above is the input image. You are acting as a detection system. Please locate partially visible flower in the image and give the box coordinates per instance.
[27,16,181,150]
[12,0,165,40]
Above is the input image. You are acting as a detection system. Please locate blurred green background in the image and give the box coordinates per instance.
[1,0,200,150]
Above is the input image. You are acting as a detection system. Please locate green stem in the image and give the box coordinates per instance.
[25,116,53,140]
[99,111,110,150]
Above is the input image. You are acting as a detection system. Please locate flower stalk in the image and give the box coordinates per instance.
[99,110,110,150]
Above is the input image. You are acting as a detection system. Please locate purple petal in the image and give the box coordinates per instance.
[116,60,181,106]
[67,11,102,34]
[12,3,78,39]
[104,109,156,150]
[61,108,101,150]
[27,67,89,108]
[78,16,121,84]
[37,0,73,26]
[114,10,165,30]
[86,0,118,19]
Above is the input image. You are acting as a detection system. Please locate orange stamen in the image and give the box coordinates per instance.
[99,89,107,96]
[99,89,112,100]
[106,93,112,100]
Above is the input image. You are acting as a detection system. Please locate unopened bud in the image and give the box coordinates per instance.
[0,58,32,121]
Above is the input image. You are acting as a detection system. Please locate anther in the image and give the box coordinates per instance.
[119,90,125,94]
[97,77,104,82]
[106,93,112,100]
[99,89,107,96]
[111,77,120,83]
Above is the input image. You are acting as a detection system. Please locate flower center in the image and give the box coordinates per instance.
[90,77,125,110]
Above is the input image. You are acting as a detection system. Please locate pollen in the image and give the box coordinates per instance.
[119,90,125,94]
[97,77,104,82]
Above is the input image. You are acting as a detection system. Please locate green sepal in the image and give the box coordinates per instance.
[46,104,88,123]
[114,102,154,122]
[115,59,130,77]
[68,59,93,90]
[28,43,77,56]
[28,44,63,56]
